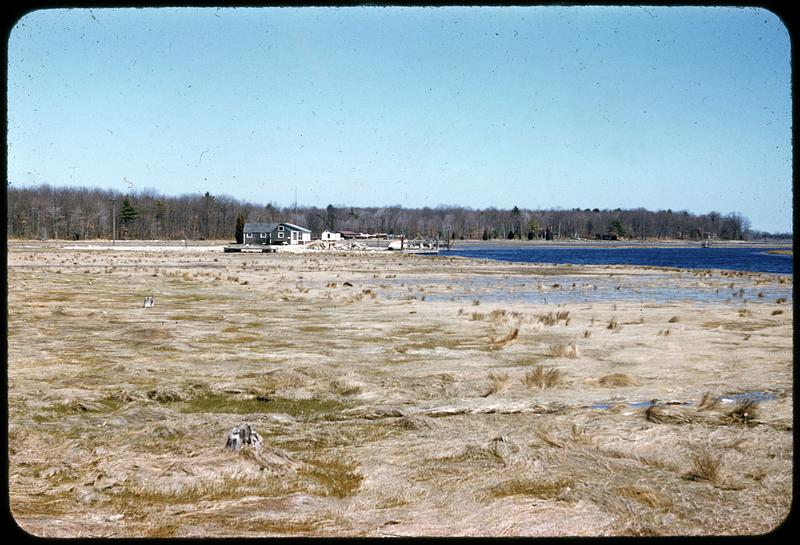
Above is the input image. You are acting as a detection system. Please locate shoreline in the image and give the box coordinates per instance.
[7,237,792,250]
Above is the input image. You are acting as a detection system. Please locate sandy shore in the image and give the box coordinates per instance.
[7,241,793,537]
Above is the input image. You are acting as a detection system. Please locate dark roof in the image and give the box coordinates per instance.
[244,222,278,232]
[244,222,311,233]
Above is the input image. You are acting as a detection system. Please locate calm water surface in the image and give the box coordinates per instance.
[444,246,792,274]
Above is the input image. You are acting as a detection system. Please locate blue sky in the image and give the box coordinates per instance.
[7,6,792,232]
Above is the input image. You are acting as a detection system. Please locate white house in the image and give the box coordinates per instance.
[320,230,342,241]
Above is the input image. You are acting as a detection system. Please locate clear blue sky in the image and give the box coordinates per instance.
[7,6,792,233]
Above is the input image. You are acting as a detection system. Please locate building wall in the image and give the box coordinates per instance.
[244,224,311,245]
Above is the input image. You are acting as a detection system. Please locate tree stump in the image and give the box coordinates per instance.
[225,423,263,452]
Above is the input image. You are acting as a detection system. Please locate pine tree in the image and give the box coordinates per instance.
[119,197,139,227]
[235,213,245,244]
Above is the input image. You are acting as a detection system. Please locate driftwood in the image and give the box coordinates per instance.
[225,422,264,452]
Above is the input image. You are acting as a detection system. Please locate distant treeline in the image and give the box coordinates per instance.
[6,184,790,242]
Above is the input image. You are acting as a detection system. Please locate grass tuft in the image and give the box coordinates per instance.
[598,373,638,387]
[547,343,580,358]
[482,372,510,397]
[725,400,758,425]
[522,366,563,389]
[685,450,722,484]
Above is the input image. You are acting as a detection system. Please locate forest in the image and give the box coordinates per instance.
[6,184,786,242]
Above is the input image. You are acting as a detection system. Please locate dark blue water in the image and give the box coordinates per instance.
[444,246,793,274]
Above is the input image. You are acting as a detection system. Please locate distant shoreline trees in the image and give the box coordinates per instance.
[5,184,788,242]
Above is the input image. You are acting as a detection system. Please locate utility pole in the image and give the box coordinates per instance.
[111,198,116,247]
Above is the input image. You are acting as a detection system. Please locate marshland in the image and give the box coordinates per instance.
[7,240,793,536]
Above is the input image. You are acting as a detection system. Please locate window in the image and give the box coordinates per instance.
[278,225,284,232]
[260,233,267,238]
[245,233,252,238]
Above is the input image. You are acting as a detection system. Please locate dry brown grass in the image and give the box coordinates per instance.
[522,366,563,390]
[6,243,793,538]
[598,373,638,387]
[490,327,519,349]
[482,372,510,397]
[725,400,759,425]
[615,485,673,510]
[485,477,572,501]
[696,392,720,411]
[547,342,580,358]
[685,450,722,484]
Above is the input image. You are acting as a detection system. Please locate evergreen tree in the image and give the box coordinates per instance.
[326,204,337,231]
[235,213,245,244]
[119,197,139,227]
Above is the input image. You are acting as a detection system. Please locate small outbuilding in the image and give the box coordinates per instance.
[320,230,342,241]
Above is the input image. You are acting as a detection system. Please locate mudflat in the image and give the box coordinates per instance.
[7,241,793,537]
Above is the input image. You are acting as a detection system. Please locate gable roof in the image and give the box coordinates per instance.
[243,222,311,233]
[244,222,278,233]
[280,222,312,233]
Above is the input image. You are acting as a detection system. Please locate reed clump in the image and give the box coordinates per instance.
[725,400,758,425]
[482,372,510,397]
[490,327,519,349]
[547,343,580,358]
[522,366,563,390]
[685,450,722,484]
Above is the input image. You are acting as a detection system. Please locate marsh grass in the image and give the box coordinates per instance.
[490,328,519,349]
[297,456,363,498]
[330,379,362,397]
[696,392,720,411]
[482,372,510,396]
[725,400,758,425]
[177,393,349,418]
[607,317,620,330]
[685,450,722,484]
[36,396,126,421]
[598,374,638,387]
[485,477,572,500]
[547,343,580,358]
[615,485,673,510]
[522,366,563,390]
